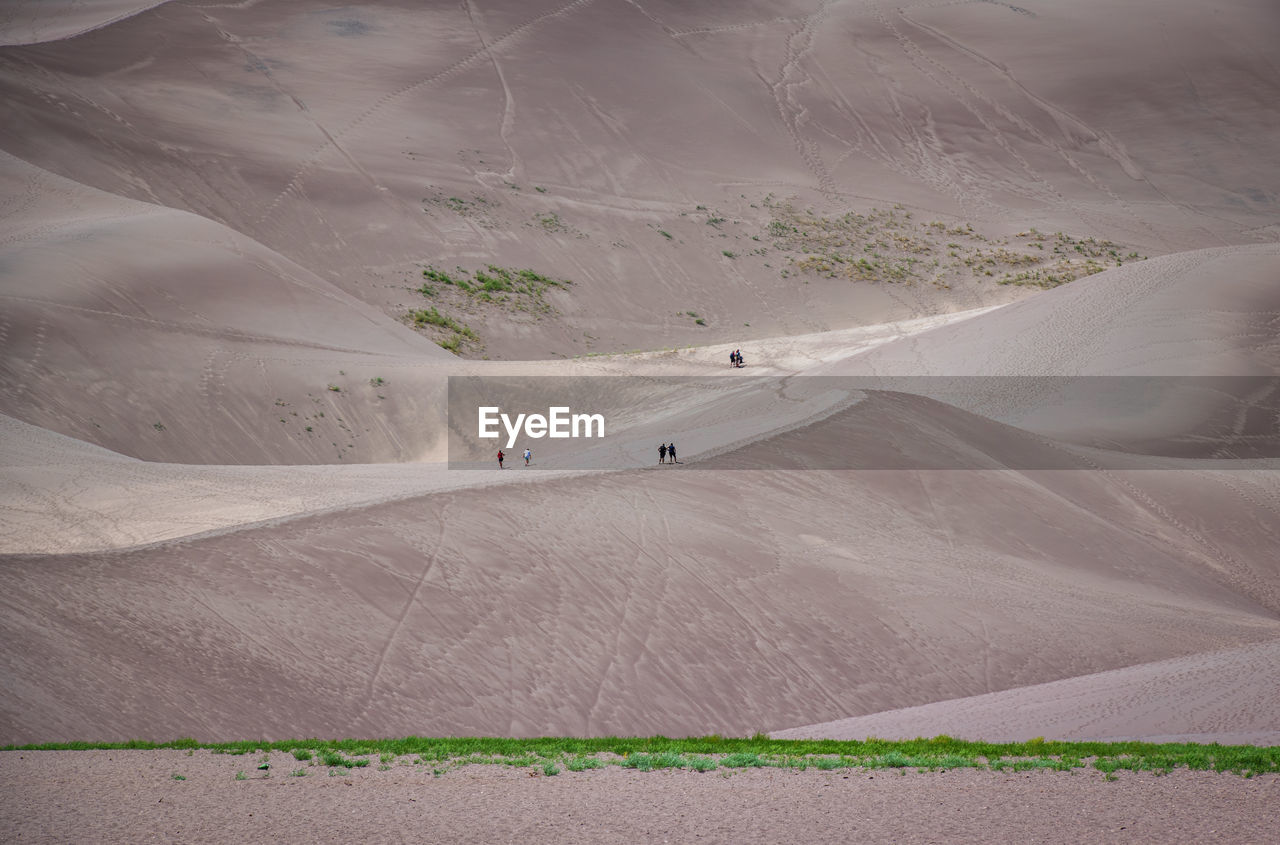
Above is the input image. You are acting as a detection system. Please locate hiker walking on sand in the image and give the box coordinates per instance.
[659,443,667,464]
[668,442,677,463]
[497,449,505,469]
[729,349,737,368]
[523,448,532,466]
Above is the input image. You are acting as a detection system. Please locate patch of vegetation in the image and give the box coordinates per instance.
[422,189,500,228]
[658,230,674,240]
[408,306,479,356]
[416,264,571,320]
[19,736,1277,779]
[533,212,567,233]
[763,200,1145,290]
[566,756,605,772]
[292,749,312,761]
[319,751,369,769]
[412,263,570,356]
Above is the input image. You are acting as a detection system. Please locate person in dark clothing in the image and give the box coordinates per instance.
[497,449,505,469]
[667,443,677,463]
[659,443,667,464]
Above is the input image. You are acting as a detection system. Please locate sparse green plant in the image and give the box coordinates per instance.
[658,230,673,240]
[292,749,312,761]
[289,768,307,777]
[171,773,185,781]
[327,385,340,392]
[722,250,736,258]
[320,751,369,769]
[534,212,568,233]
[235,771,246,781]
[541,761,560,776]
[624,752,687,771]
[153,422,165,431]
[566,756,604,772]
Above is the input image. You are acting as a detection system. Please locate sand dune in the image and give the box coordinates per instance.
[1,0,1278,753]
[773,639,1280,745]
[3,0,1277,361]
[3,395,1279,741]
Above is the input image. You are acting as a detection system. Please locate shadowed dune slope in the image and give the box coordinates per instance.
[772,639,1280,745]
[2,394,1278,743]
[0,153,453,463]
[0,0,170,46]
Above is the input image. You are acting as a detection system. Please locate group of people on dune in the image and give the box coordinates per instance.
[496,448,532,468]
[494,352,745,469]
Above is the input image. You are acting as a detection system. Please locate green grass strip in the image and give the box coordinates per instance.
[5,735,1276,776]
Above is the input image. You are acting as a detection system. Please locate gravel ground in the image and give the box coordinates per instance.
[1,750,1276,843]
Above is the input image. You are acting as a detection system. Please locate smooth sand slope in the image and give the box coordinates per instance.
[775,638,1280,745]
[1,0,1278,752]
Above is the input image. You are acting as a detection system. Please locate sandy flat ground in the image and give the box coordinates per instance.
[2,750,1277,844]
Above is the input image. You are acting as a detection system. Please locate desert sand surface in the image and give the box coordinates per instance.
[775,638,1280,745]
[2,0,1279,838]
[2,750,1277,845]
